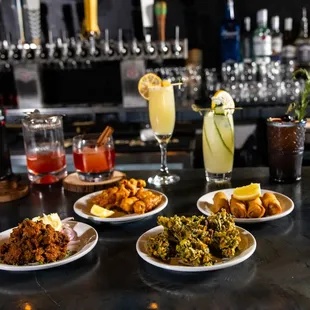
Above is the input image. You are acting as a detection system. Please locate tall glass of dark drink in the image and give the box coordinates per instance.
[267,118,306,183]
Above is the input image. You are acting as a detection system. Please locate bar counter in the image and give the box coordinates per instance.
[0,167,309,310]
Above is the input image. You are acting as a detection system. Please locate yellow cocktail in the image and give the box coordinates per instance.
[149,85,175,141]
[203,111,234,181]
[193,90,235,182]
[138,73,180,186]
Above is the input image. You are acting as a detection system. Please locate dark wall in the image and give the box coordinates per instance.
[1,0,310,69]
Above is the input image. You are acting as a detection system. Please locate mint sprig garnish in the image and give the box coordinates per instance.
[286,68,310,122]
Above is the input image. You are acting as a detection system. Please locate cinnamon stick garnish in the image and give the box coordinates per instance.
[96,126,114,146]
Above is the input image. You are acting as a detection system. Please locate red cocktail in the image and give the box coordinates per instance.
[73,134,115,182]
[22,112,67,184]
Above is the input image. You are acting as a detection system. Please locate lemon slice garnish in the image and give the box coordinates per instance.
[32,213,62,231]
[138,73,162,100]
[211,90,235,115]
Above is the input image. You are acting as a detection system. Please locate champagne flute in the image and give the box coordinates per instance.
[148,83,180,186]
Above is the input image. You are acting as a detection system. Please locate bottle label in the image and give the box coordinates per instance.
[282,45,296,59]
[272,37,283,54]
[220,28,240,62]
[253,35,272,57]
[221,30,239,39]
[297,44,310,64]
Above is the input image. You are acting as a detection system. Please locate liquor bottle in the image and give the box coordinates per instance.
[282,17,296,62]
[271,16,283,61]
[295,7,310,67]
[220,0,241,63]
[0,107,12,180]
[253,9,272,63]
[242,17,252,62]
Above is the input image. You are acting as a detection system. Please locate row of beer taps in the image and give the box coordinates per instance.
[0,0,188,68]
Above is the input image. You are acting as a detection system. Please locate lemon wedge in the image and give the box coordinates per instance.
[211,90,235,115]
[90,204,115,218]
[32,213,62,231]
[233,183,261,201]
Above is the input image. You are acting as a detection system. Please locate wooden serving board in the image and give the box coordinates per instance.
[63,170,126,193]
[0,179,29,203]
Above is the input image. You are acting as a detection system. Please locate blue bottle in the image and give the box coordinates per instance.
[220,0,241,63]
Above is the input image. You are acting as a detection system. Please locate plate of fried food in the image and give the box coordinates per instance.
[0,213,98,271]
[73,178,168,224]
[136,210,256,272]
[197,183,294,223]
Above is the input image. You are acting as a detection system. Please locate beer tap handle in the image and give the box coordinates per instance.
[89,35,96,56]
[118,28,127,56]
[155,1,167,43]
[173,25,182,53]
[83,0,100,38]
[25,0,41,45]
[140,0,154,44]
[15,0,26,43]
[104,29,113,56]
[46,30,55,59]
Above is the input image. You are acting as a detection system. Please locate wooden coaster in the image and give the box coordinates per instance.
[63,170,126,193]
[0,178,29,203]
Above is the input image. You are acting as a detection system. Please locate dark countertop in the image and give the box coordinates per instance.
[0,168,310,310]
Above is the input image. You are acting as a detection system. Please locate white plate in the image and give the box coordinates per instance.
[197,189,294,224]
[136,225,256,272]
[0,221,98,272]
[73,189,168,224]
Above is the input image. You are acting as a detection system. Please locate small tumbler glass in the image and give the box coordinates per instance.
[73,133,115,182]
[22,111,67,184]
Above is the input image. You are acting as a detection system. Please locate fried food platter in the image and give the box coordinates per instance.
[197,189,294,223]
[73,188,168,224]
[136,225,256,272]
[0,221,98,272]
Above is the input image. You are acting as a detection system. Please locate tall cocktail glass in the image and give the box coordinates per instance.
[202,110,234,182]
[148,85,180,186]
[22,111,67,184]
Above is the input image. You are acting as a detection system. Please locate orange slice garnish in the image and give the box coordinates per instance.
[138,73,162,100]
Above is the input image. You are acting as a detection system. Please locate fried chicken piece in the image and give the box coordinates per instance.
[91,186,118,208]
[133,200,146,214]
[119,178,146,196]
[119,197,139,213]
[136,188,162,211]
[115,184,131,206]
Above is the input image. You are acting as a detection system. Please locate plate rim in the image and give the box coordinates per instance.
[73,188,168,223]
[136,225,257,272]
[0,220,98,272]
[197,188,294,223]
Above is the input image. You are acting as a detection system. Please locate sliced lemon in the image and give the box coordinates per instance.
[211,90,235,115]
[233,183,261,201]
[32,213,62,231]
[90,204,115,218]
[138,73,162,100]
